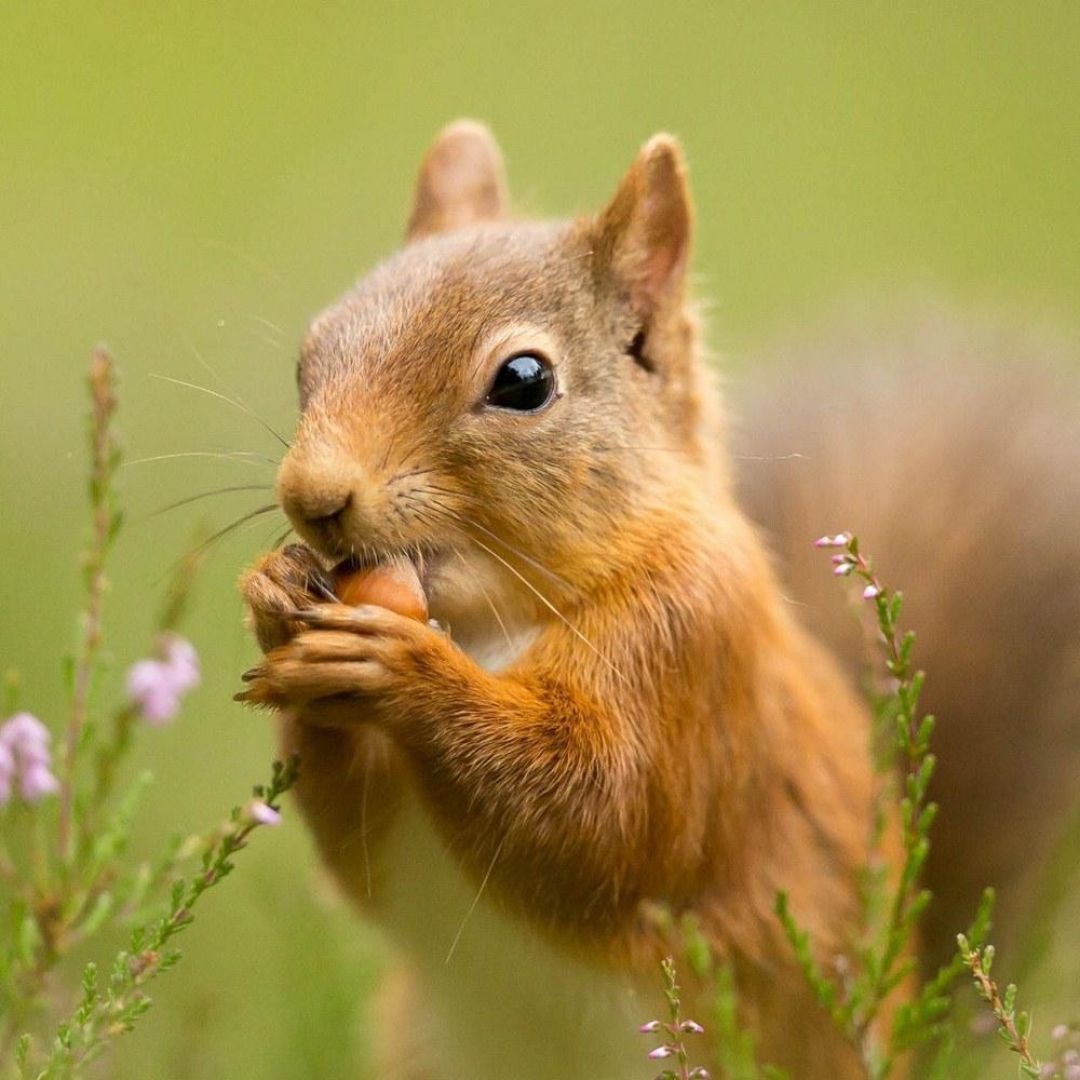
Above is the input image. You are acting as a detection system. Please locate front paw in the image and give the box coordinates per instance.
[240,543,335,652]
[236,604,457,712]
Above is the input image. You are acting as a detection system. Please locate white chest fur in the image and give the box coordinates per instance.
[376,800,654,1080]
[458,622,541,674]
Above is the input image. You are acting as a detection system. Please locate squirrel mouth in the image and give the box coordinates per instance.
[330,548,442,595]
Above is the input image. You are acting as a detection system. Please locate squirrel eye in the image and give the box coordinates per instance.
[485,353,556,412]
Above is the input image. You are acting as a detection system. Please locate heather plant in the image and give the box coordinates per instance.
[775,532,997,1077]
[638,956,712,1080]
[957,937,1043,1077]
[0,348,296,1079]
[782,533,1076,1077]
[646,533,1075,1079]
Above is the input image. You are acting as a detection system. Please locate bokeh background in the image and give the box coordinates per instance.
[2,3,1078,1077]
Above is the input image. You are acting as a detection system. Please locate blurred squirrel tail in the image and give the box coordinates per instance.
[731,306,1080,968]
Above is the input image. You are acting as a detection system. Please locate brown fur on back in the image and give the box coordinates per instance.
[731,308,1080,967]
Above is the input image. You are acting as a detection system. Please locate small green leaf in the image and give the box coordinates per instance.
[80,892,114,938]
[18,913,42,966]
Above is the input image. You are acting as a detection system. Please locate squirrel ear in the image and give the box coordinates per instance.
[593,134,693,312]
[406,120,509,241]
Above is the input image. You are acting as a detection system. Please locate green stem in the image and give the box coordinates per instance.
[58,347,119,866]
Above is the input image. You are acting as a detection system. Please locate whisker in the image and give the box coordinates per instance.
[403,492,461,526]
[150,372,291,450]
[162,503,281,580]
[144,484,275,520]
[456,550,515,654]
[310,574,339,602]
[465,535,628,686]
[257,518,287,552]
[272,526,295,550]
[394,466,437,482]
[123,450,279,468]
[360,758,372,899]
[731,452,808,462]
[591,444,685,455]
[398,498,445,536]
[414,485,574,592]
[457,515,574,591]
[249,333,284,352]
[184,337,293,447]
[445,837,505,965]
[550,247,595,268]
[200,238,283,283]
[335,756,375,901]
[243,313,286,338]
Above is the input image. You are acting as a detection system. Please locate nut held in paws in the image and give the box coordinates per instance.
[332,559,429,622]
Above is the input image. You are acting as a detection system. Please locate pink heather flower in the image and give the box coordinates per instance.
[126,660,183,724]
[834,562,855,576]
[163,634,201,693]
[863,584,882,600]
[1,712,51,749]
[648,1046,675,1060]
[680,1020,705,1034]
[19,763,60,803]
[126,635,200,725]
[247,800,282,827]
[1052,1025,1071,1041]
[0,713,60,806]
[814,532,852,549]
[1064,1065,1080,1080]
[639,1021,662,1034]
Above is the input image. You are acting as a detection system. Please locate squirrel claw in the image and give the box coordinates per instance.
[234,684,274,707]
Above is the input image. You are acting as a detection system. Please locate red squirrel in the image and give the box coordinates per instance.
[238,121,1080,1078]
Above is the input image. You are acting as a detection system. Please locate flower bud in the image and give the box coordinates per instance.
[247,800,282,827]
[19,763,60,803]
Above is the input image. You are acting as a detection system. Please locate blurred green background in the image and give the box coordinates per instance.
[2,2,1078,1077]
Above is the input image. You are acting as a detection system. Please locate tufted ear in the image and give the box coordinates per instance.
[593,134,693,313]
[405,120,509,242]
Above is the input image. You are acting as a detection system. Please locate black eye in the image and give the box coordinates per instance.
[485,353,556,412]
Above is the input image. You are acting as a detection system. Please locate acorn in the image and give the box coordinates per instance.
[332,558,428,622]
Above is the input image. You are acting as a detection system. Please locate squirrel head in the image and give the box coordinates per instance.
[278,120,717,630]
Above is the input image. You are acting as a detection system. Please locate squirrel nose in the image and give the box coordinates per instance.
[279,483,351,529]
[276,452,360,547]
[291,489,351,528]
